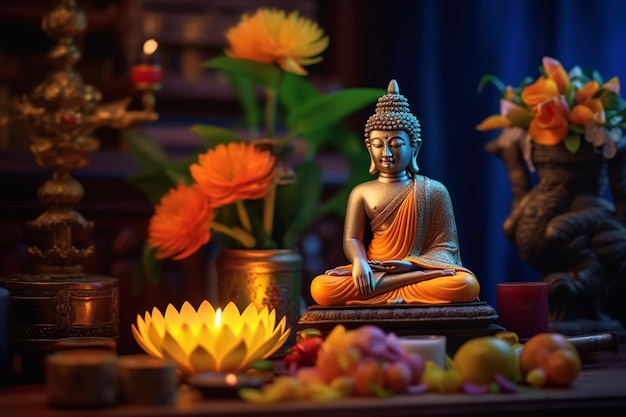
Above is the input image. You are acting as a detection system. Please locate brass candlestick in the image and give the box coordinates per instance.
[0,0,159,382]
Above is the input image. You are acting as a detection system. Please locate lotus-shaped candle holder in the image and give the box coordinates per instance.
[131,300,291,374]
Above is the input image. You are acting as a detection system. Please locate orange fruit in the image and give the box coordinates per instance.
[519,332,581,387]
[543,349,581,386]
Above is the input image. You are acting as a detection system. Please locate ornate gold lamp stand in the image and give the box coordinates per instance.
[0,0,159,382]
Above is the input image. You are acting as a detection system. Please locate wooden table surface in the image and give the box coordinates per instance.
[2,346,625,417]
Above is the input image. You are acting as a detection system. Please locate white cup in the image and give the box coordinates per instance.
[398,335,447,369]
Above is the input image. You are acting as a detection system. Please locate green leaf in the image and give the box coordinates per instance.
[123,128,168,170]
[189,124,245,148]
[286,88,384,138]
[131,262,145,295]
[601,91,626,113]
[227,72,263,133]
[591,69,604,84]
[569,124,585,135]
[131,244,162,292]
[128,168,177,205]
[327,125,367,160]
[142,244,161,285]
[203,56,282,89]
[274,161,323,248]
[278,72,321,110]
[477,74,506,94]
[319,135,372,218]
[165,158,195,186]
[564,134,581,154]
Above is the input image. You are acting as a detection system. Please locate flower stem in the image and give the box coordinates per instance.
[263,177,277,239]
[211,222,256,248]
[265,87,277,139]
[262,85,279,242]
[235,199,252,232]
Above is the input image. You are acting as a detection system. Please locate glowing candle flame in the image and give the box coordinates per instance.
[214,308,222,328]
[143,39,159,55]
[225,373,237,386]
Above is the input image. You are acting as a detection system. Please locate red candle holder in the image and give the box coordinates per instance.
[131,64,162,86]
[496,282,549,340]
[132,39,162,89]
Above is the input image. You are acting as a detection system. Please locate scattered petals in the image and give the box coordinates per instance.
[461,381,490,395]
[494,373,519,393]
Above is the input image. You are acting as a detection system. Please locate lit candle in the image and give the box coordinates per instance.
[131,301,290,374]
[188,372,271,398]
[398,335,447,369]
[131,39,162,88]
[214,307,222,328]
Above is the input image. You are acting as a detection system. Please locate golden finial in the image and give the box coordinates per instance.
[388,79,399,95]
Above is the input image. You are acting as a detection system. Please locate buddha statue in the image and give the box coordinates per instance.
[310,80,480,306]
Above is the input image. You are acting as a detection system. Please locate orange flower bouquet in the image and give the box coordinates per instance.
[126,8,384,281]
[476,56,626,158]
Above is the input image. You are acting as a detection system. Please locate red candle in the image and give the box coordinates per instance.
[132,39,162,87]
[496,282,548,340]
[131,64,162,84]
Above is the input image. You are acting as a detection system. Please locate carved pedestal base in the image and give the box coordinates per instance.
[299,301,504,355]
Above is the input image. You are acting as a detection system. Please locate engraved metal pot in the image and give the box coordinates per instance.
[215,249,302,346]
[0,273,118,381]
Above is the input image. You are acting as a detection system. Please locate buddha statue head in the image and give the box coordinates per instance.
[364,80,422,175]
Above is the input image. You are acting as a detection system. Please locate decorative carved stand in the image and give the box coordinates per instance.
[299,302,504,355]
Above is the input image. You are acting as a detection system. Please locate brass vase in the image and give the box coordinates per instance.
[215,249,302,347]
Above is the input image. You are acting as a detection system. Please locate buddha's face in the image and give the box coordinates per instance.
[367,130,414,174]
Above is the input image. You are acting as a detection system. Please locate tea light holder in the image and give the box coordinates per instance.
[187,372,271,398]
[398,335,447,369]
[131,300,290,375]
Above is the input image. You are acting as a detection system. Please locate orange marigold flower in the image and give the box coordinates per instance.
[148,184,213,260]
[191,142,276,207]
[225,8,329,76]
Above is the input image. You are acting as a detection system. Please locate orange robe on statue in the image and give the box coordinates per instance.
[310,176,480,306]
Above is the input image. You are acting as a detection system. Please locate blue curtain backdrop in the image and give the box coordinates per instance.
[358,0,626,308]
